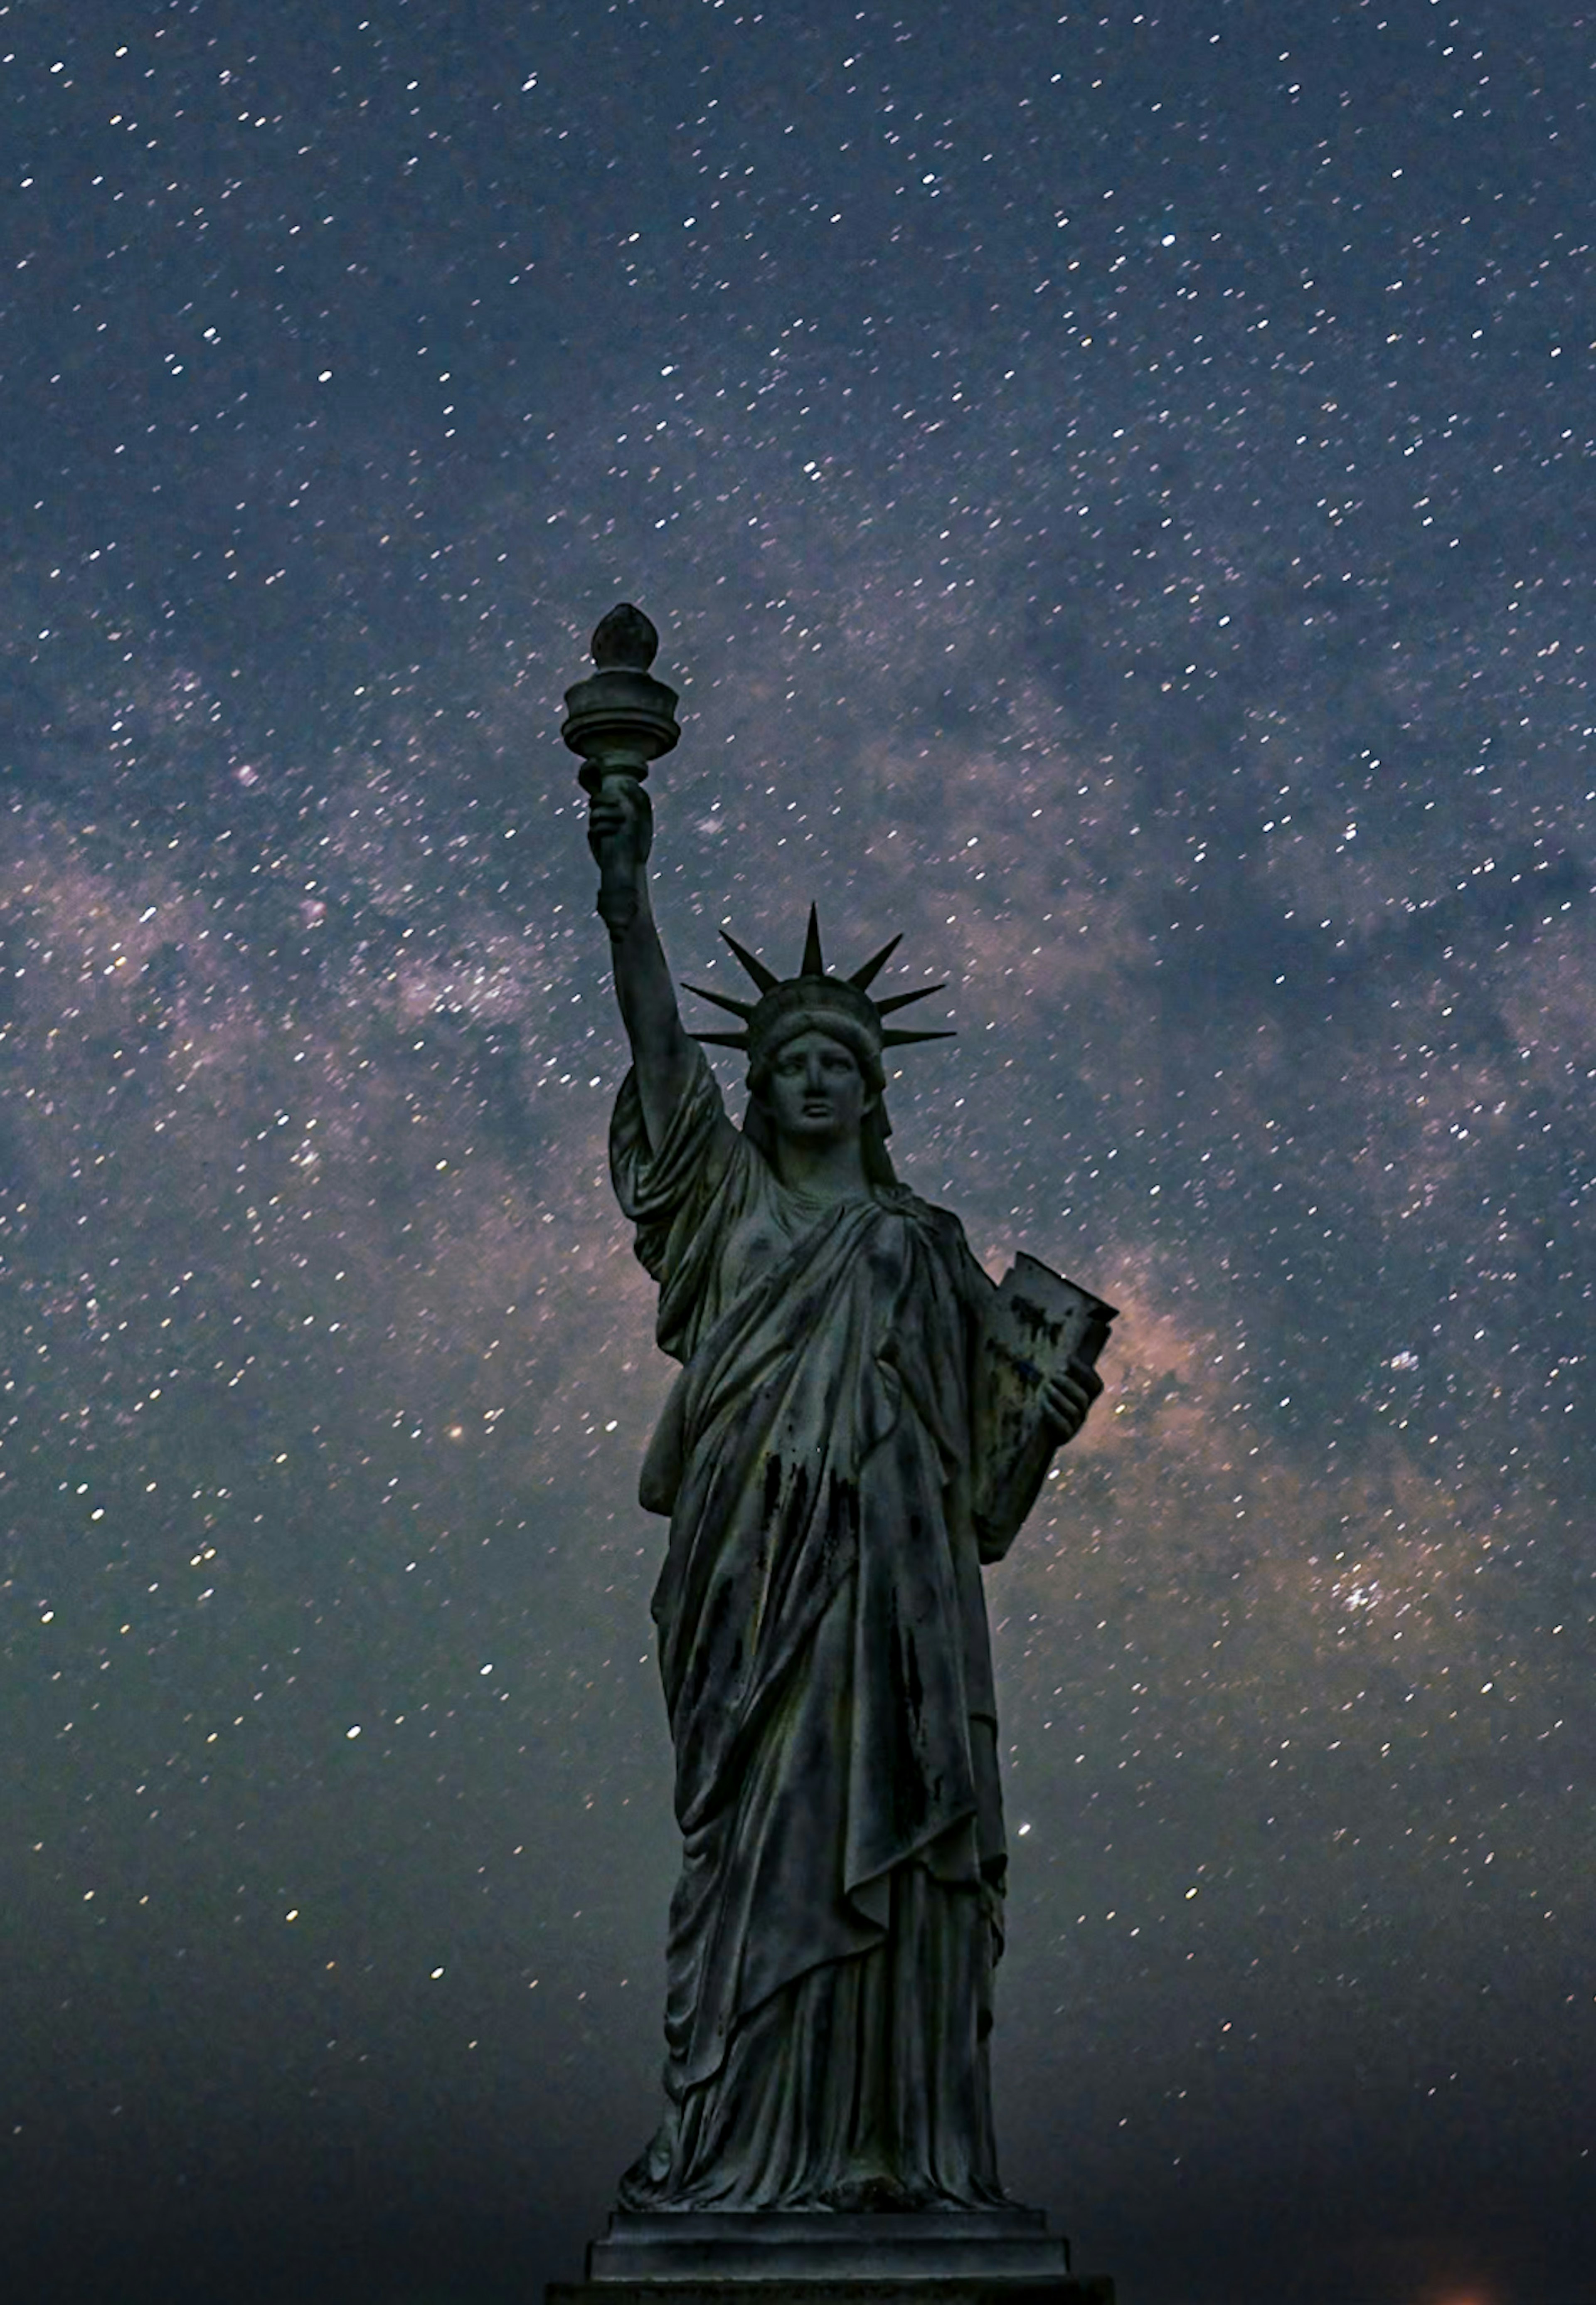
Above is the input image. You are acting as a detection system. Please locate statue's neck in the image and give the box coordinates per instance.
[772,1134,873,1204]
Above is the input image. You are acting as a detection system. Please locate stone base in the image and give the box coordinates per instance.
[549,2285,1113,2305]
[547,2207,1113,2303]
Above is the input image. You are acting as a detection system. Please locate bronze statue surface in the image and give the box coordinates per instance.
[574,607,1109,2217]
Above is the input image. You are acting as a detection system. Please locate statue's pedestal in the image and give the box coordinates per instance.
[547,2208,1113,2304]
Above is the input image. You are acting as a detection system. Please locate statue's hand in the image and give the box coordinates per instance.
[1037,1363,1102,1448]
[587,775,654,879]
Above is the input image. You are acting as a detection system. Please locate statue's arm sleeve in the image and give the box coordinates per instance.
[610,1044,742,1355]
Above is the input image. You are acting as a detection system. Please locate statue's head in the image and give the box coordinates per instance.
[752,1020,882,1154]
[683,906,952,1190]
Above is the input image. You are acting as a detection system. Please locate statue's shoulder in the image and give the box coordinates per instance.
[887,1185,975,1259]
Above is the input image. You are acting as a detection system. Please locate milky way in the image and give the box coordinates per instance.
[1,4,1591,2301]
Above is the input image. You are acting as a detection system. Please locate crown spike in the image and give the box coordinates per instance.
[682,981,757,1020]
[690,1029,753,1050]
[875,981,947,1016]
[719,928,779,993]
[848,933,903,990]
[882,1027,958,1047]
[799,904,826,978]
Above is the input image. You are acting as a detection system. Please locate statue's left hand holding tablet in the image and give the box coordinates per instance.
[1037,1362,1103,1448]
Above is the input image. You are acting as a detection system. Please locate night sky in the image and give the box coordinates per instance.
[2,2,1592,2301]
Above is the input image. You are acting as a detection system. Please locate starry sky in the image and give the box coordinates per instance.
[2,1,1591,2300]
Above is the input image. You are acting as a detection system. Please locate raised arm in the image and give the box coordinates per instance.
[587,776,695,1152]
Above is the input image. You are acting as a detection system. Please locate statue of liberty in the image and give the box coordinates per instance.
[571,607,1108,2223]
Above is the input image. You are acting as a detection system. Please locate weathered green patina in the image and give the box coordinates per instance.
[576,610,1105,2216]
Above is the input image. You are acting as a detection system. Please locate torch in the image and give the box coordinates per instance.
[562,602,680,930]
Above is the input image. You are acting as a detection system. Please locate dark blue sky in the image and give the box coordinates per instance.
[2,3,1591,2301]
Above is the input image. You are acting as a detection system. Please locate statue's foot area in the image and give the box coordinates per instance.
[818,2175,933,2214]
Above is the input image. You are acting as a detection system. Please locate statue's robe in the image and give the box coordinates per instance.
[611,1049,1029,2210]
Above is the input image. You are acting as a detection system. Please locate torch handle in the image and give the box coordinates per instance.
[563,603,677,934]
[589,770,653,938]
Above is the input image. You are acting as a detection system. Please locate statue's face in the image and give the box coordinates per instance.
[764,1029,877,1148]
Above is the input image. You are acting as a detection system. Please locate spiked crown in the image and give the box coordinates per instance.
[684,906,954,1070]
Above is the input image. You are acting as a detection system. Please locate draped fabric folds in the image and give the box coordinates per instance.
[610,1049,1021,2211]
